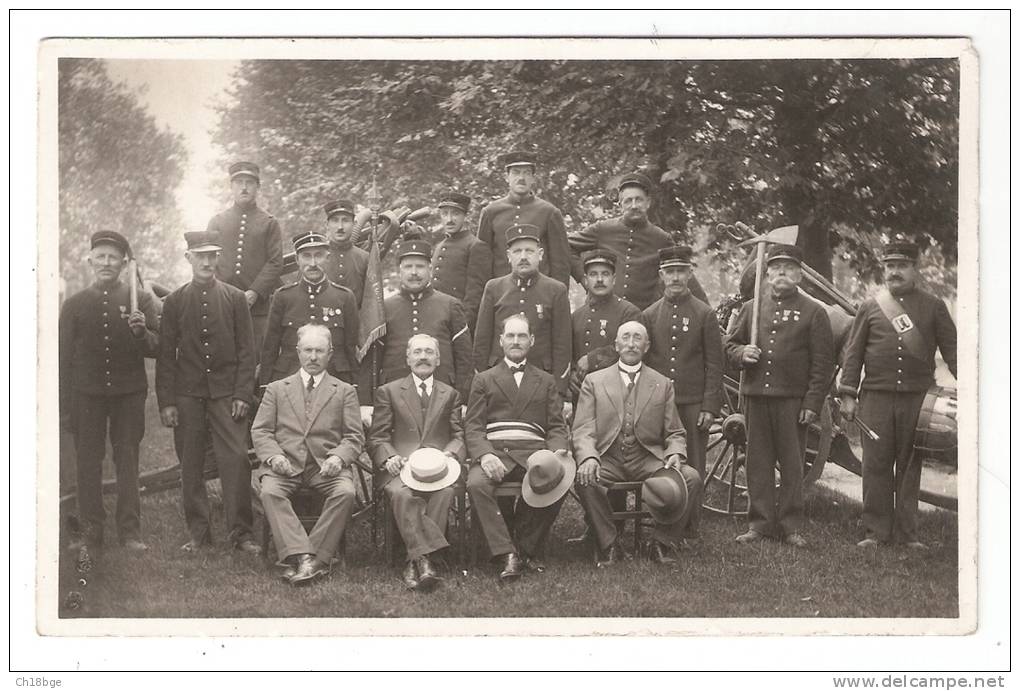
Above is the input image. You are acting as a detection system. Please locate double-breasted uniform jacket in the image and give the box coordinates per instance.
[59,280,161,417]
[367,375,467,488]
[838,286,957,396]
[724,288,834,413]
[465,361,569,470]
[571,294,642,360]
[571,364,687,464]
[567,216,708,310]
[473,273,572,395]
[379,287,473,398]
[324,239,369,307]
[250,371,364,476]
[156,279,256,407]
[430,229,493,331]
[476,193,571,286]
[259,278,360,386]
[642,292,724,414]
[208,202,284,316]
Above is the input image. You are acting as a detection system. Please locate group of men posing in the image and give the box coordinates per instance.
[59,151,957,590]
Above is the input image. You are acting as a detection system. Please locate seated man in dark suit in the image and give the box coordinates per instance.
[572,321,703,566]
[367,334,466,592]
[251,324,364,585]
[465,314,574,582]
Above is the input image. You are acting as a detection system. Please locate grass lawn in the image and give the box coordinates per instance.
[57,365,959,620]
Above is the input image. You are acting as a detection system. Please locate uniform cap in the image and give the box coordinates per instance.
[292,230,330,252]
[323,199,356,219]
[581,249,617,272]
[184,230,222,252]
[437,191,471,213]
[501,150,538,170]
[228,161,260,181]
[765,243,803,266]
[617,171,653,194]
[505,224,542,247]
[90,230,131,258]
[880,241,920,262]
[394,234,433,261]
[658,245,695,269]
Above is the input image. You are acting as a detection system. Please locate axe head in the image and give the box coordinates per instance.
[737,224,799,248]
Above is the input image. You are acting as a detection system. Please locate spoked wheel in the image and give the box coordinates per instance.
[701,376,834,516]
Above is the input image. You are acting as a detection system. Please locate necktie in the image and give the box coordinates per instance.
[305,375,316,418]
[419,381,430,411]
[625,370,638,396]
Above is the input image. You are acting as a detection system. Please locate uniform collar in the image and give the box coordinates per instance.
[92,279,123,293]
[514,274,537,289]
[665,291,692,306]
[400,285,433,300]
[586,292,616,308]
[507,191,535,205]
[303,277,328,294]
[330,238,354,251]
[232,200,258,214]
[770,286,799,302]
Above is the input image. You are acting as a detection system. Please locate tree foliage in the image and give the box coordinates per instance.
[59,59,188,297]
[213,57,959,293]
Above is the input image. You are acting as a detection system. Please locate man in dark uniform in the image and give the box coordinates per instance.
[724,244,834,548]
[59,231,159,551]
[839,241,957,550]
[474,224,573,402]
[567,172,708,309]
[642,245,724,537]
[429,191,492,332]
[466,314,574,581]
[322,199,369,306]
[476,150,570,286]
[156,230,261,555]
[571,250,642,363]
[260,230,360,386]
[207,161,284,355]
[377,234,473,399]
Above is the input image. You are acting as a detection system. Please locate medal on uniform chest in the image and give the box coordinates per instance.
[119,304,128,319]
[536,304,544,319]
[792,309,800,322]
[682,316,690,332]
[599,318,607,337]
[322,306,331,322]
[782,309,791,322]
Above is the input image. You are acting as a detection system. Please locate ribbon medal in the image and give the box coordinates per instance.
[599,319,607,337]
[536,304,545,320]
[119,305,128,319]
[682,316,690,332]
[322,306,332,323]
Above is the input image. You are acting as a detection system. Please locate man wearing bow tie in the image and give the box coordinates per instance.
[251,324,364,585]
[465,314,572,581]
[573,321,702,566]
[260,231,359,386]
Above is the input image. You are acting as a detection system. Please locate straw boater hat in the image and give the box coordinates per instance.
[399,448,461,492]
[642,467,693,525]
[522,449,576,508]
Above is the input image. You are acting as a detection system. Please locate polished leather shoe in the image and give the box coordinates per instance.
[856,538,879,549]
[121,539,149,552]
[279,561,298,582]
[498,552,524,582]
[401,561,419,590]
[596,541,630,567]
[414,555,442,592]
[180,539,206,553]
[289,554,326,586]
[521,555,547,573]
[647,541,677,565]
[904,541,929,551]
[735,529,765,544]
[783,533,808,549]
[235,539,263,557]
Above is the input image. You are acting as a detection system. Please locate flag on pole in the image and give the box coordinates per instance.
[357,237,387,362]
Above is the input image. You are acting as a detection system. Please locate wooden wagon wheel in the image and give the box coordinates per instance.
[701,375,833,516]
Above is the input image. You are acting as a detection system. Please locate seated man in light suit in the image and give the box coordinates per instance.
[367,333,466,592]
[572,321,703,566]
[251,324,364,585]
[465,314,574,582]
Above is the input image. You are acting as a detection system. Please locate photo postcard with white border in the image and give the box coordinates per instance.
[36,35,978,638]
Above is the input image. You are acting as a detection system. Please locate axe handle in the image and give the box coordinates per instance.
[749,241,765,347]
[128,259,138,313]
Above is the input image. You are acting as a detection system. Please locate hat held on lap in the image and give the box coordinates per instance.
[642,467,692,524]
[522,449,576,508]
[400,448,461,492]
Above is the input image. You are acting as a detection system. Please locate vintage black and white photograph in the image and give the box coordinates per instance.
[34,33,981,640]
